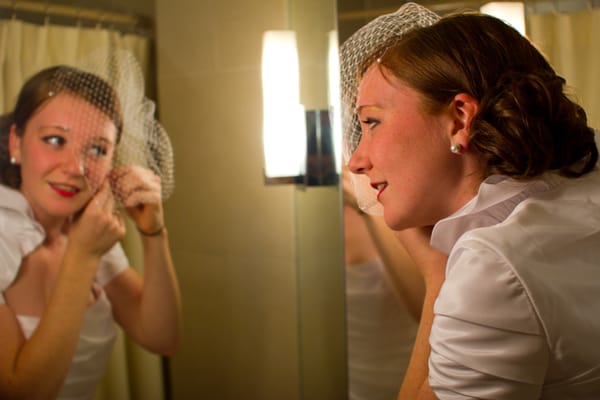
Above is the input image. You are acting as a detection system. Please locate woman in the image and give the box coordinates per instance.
[345,7,600,400]
[0,65,181,399]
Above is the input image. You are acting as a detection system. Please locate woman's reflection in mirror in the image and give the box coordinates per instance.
[0,62,181,399]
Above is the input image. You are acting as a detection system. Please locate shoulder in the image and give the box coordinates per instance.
[96,242,130,286]
[431,238,548,398]
[0,185,45,296]
[438,236,543,335]
[0,185,45,253]
[430,174,600,398]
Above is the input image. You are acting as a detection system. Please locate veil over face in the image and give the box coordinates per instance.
[49,51,175,207]
[340,2,440,215]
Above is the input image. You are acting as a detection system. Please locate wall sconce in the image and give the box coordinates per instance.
[261,30,307,184]
[480,2,525,36]
[327,29,343,176]
[261,30,340,186]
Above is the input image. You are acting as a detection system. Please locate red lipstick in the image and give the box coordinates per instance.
[370,182,387,201]
[51,184,80,198]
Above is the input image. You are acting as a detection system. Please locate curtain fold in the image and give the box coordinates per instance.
[527,3,600,130]
[0,18,164,400]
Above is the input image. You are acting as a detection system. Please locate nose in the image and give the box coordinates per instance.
[347,136,371,175]
[62,151,85,176]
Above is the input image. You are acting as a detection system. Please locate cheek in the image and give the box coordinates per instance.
[22,147,54,174]
[84,159,112,187]
[370,130,408,174]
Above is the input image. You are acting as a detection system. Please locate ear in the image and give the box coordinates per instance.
[8,124,21,163]
[449,93,478,151]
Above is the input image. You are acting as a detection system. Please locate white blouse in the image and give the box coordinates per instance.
[346,257,418,400]
[0,184,129,400]
[428,170,600,399]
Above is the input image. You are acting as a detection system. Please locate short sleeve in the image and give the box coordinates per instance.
[0,209,45,304]
[0,231,23,304]
[95,242,129,286]
[429,240,549,400]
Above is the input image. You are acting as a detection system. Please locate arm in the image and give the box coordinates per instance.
[395,227,446,400]
[360,213,425,321]
[0,182,125,399]
[0,255,98,399]
[343,172,425,321]
[398,232,548,400]
[106,166,182,356]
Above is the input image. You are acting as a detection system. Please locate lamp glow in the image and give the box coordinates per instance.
[481,2,525,36]
[327,30,343,174]
[261,30,306,180]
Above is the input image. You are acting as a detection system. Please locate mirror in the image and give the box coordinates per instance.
[1,0,345,398]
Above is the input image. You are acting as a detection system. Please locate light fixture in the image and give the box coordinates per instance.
[480,2,526,36]
[261,30,307,184]
[327,29,343,175]
[261,30,340,186]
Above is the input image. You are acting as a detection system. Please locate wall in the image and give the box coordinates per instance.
[154,0,302,398]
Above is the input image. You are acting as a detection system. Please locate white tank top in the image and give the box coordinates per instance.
[16,285,117,400]
[346,257,418,400]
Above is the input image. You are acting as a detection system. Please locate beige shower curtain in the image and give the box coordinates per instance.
[0,18,165,400]
[527,2,600,130]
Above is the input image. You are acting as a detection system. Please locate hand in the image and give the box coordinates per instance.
[109,165,164,235]
[68,180,125,257]
[395,226,447,285]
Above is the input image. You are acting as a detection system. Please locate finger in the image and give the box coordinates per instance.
[89,180,111,210]
[113,208,126,231]
[121,190,162,209]
[110,167,161,202]
[92,182,121,219]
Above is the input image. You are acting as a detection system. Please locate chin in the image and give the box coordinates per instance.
[49,202,85,218]
[383,208,424,231]
[382,211,405,231]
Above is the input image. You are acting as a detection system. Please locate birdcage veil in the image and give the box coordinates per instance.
[340,2,439,214]
[49,49,174,204]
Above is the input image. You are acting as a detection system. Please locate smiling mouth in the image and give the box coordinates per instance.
[370,182,388,201]
[51,183,81,198]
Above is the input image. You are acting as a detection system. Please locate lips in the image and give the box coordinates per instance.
[50,183,81,198]
[370,181,388,201]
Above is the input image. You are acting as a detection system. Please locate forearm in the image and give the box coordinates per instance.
[398,284,440,400]
[7,250,99,399]
[138,230,181,355]
[395,228,446,400]
[362,215,425,320]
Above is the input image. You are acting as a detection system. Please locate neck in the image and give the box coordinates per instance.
[36,214,70,242]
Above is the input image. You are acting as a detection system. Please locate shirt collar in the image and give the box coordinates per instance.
[430,175,553,254]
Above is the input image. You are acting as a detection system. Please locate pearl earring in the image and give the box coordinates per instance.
[450,143,463,154]
[10,157,17,164]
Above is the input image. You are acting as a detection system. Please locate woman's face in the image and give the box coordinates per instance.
[10,92,118,223]
[348,64,477,230]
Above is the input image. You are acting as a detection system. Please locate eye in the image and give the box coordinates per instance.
[87,144,108,158]
[360,117,380,131]
[43,135,66,147]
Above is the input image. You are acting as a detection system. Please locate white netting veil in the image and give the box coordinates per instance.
[340,2,439,214]
[48,50,174,204]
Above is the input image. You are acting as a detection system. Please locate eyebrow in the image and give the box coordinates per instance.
[90,136,116,145]
[39,124,70,132]
[354,104,379,116]
[39,125,116,145]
